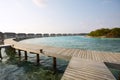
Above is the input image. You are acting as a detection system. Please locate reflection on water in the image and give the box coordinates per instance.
[0,48,68,80]
[0,63,25,80]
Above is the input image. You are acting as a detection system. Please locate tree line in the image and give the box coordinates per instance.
[88,28,120,38]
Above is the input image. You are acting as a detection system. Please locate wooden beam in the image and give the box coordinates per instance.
[24,51,27,61]
[0,48,2,60]
[53,57,57,71]
[36,54,40,65]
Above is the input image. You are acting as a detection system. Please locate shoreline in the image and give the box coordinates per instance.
[85,35,120,38]
[85,35,106,38]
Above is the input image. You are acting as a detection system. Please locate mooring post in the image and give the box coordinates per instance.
[24,51,27,61]
[40,49,43,53]
[53,57,57,72]
[0,48,2,60]
[36,54,40,65]
[18,50,21,61]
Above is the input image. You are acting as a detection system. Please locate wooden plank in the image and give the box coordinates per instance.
[61,57,116,80]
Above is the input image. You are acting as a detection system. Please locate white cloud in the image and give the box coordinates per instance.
[32,0,47,8]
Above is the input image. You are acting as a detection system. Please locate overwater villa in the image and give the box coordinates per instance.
[50,34,56,37]
[43,33,49,37]
[0,32,4,44]
[35,33,42,38]
[16,33,27,39]
[3,32,16,39]
[27,33,35,38]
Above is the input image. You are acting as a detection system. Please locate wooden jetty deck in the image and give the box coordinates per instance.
[3,39,120,80]
[61,57,116,80]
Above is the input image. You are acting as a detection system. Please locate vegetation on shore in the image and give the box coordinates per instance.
[88,28,120,38]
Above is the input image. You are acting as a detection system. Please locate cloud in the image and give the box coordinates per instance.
[32,0,47,8]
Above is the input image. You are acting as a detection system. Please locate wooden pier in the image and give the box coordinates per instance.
[61,57,116,80]
[3,39,120,80]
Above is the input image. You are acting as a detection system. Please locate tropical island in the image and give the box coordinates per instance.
[88,28,120,38]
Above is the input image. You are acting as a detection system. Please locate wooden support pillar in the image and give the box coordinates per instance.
[40,49,43,53]
[53,57,57,71]
[18,50,21,61]
[24,51,27,61]
[36,54,40,65]
[0,48,2,60]
[13,48,16,54]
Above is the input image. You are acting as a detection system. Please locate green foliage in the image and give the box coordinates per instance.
[106,28,120,38]
[88,28,120,38]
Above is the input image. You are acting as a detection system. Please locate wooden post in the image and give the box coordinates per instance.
[13,48,16,54]
[40,49,43,53]
[36,54,40,65]
[53,57,57,71]
[24,51,27,61]
[0,48,2,60]
[18,50,21,61]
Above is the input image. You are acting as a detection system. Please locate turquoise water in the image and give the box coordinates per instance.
[21,36,120,52]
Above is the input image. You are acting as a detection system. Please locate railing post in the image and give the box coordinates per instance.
[24,51,27,61]
[0,48,2,60]
[53,57,57,72]
[18,50,21,61]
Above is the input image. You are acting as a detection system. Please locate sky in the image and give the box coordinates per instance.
[0,0,120,33]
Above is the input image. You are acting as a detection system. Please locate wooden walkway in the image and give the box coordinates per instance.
[61,57,116,80]
[4,39,120,64]
[4,39,120,80]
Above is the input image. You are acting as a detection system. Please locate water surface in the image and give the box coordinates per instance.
[21,36,120,52]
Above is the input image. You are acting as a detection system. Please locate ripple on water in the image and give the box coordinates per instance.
[0,63,25,80]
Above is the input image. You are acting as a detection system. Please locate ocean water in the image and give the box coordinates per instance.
[21,36,120,52]
[0,36,120,80]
